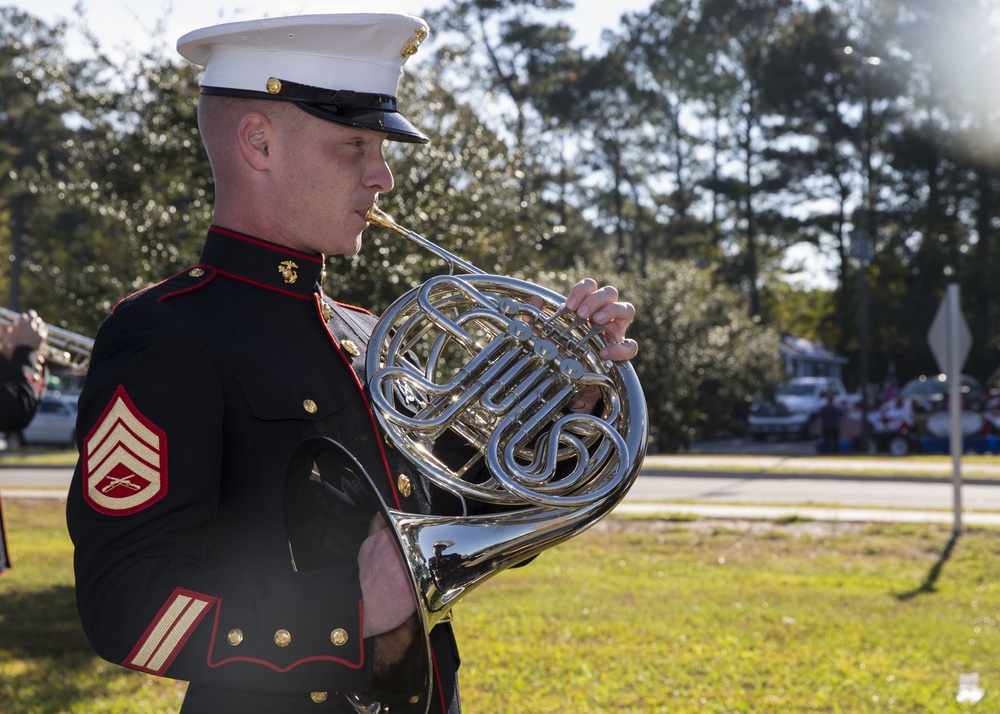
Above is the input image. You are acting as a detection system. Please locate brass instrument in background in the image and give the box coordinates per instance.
[0,307,94,370]
[286,206,648,713]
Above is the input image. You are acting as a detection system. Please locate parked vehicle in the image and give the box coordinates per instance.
[862,374,990,456]
[748,376,858,441]
[898,374,986,412]
[9,393,79,448]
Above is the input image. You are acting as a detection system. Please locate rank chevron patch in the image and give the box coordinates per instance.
[126,588,216,675]
[84,385,168,516]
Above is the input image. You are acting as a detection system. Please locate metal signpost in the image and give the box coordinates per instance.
[926,284,972,535]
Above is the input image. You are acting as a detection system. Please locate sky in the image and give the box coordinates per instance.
[13,0,654,62]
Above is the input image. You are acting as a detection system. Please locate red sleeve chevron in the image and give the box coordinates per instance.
[83,385,168,516]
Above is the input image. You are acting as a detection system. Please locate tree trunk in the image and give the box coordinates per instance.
[8,200,24,311]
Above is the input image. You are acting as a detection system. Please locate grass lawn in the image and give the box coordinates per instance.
[1,499,997,713]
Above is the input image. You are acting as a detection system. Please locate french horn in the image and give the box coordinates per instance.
[285,206,648,712]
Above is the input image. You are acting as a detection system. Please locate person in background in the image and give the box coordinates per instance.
[0,309,49,574]
[65,13,639,713]
[817,393,843,455]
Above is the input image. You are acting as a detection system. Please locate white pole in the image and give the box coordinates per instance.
[947,284,962,535]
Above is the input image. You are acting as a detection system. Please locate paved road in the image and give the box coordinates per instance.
[630,470,1000,510]
[0,467,71,490]
[4,456,1000,526]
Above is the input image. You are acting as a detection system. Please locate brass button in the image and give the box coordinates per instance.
[321,302,331,322]
[409,695,421,704]
[310,692,328,703]
[188,268,205,278]
[341,339,360,357]
[274,629,291,647]
[397,473,412,498]
[330,628,349,646]
[227,629,243,646]
[303,399,318,414]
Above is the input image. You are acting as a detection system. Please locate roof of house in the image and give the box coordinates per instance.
[780,336,848,366]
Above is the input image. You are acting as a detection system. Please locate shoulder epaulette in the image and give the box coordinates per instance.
[333,301,374,317]
[113,267,216,313]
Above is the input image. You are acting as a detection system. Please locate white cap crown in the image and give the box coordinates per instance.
[177,13,430,142]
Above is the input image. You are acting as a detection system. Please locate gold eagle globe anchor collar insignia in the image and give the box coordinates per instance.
[278,260,299,284]
[198,226,324,298]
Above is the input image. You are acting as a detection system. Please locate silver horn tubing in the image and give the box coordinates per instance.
[368,269,646,508]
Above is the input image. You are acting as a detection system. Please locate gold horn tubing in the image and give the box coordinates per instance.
[0,306,94,369]
[366,205,484,276]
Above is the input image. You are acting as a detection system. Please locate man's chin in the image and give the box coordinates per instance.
[344,236,363,257]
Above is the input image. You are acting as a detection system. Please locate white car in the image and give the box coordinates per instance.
[15,393,79,448]
[748,376,857,441]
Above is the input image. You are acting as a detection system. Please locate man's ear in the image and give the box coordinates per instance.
[236,112,272,171]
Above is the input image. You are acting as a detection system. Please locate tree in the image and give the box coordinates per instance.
[753,4,858,348]
[616,258,782,450]
[875,0,1000,380]
[52,46,213,334]
[425,0,612,271]
[690,0,809,318]
[0,8,77,313]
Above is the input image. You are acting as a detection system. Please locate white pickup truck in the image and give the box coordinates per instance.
[748,376,856,441]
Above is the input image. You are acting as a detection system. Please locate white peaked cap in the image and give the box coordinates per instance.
[176,13,430,143]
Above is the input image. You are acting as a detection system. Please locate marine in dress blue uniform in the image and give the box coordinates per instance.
[66,12,641,713]
[0,341,47,434]
[66,14,460,713]
[0,310,48,574]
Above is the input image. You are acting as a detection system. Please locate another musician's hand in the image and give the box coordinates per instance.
[5,310,47,353]
[564,279,638,362]
[358,526,417,637]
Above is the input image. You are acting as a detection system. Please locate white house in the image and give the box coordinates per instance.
[780,336,848,381]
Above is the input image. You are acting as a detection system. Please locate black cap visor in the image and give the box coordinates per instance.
[201,79,429,144]
[294,102,427,144]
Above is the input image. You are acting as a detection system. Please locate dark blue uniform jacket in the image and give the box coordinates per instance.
[67,226,461,713]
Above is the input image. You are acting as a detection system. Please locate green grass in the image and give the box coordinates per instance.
[1,501,997,713]
[0,449,79,468]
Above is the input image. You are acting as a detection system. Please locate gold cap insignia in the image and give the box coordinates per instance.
[278,260,298,284]
[401,27,428,58]
[266,77,282,94]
